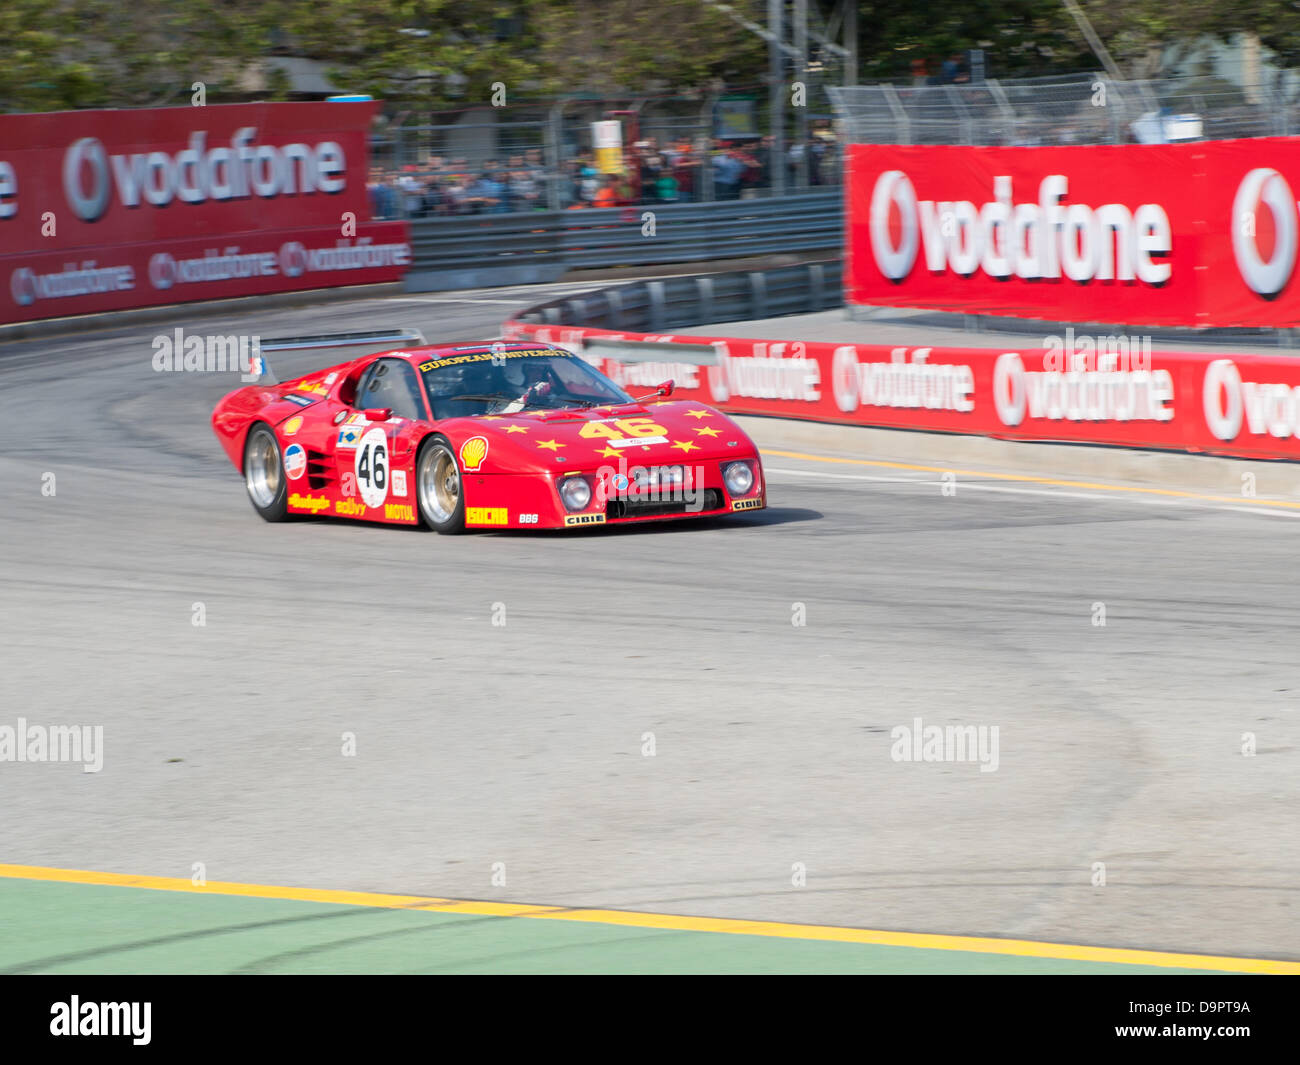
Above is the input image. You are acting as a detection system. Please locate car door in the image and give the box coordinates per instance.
[338,358,427,520]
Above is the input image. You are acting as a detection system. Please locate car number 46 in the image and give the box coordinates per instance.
[355,428,389,508]
[578,417,666,441]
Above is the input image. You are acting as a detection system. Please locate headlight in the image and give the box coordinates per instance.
[558,475,593,511]
[723,460,755,497]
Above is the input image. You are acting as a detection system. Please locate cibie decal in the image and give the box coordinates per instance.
[391,470,407,497]
[460,436,489,471]
[283,443,307,480]
[283,416,303,436]
[354,427,389,508]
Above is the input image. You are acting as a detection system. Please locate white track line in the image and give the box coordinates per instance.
[764,466,1300,518]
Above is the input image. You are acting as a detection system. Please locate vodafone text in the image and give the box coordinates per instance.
[1203,359,1300,441]
[1,128,346,224]
[832,346,975,414]
[870,172,1171,284]
[707,341,820,403]
[994,352,1173,426]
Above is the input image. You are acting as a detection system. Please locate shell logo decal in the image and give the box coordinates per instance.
[460,436,489,471]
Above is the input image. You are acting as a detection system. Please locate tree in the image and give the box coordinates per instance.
[527,0,768,96]
[273,0,541,107]
[0,0,278,112]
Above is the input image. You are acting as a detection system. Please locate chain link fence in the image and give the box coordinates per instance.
[829,72,1293,146]
[367,94,842,219]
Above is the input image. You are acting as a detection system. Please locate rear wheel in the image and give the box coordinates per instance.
[416,436,466,534]
[243,423,289,522]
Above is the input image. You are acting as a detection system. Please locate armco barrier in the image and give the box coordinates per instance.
[405,190,843,291]
[501,317,1300,464]
[514,259,843,333]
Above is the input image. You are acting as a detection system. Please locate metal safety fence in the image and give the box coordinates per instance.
[828,72,1294,146]
[405,188,843,291]
[512,259,844,334]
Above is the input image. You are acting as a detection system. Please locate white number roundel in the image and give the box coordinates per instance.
[354,428,389,508]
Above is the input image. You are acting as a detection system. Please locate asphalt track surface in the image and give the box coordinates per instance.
[1,282,1297,968]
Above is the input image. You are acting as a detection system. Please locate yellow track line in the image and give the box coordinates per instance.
[2,863,1295,973]
[762,448,1300,510]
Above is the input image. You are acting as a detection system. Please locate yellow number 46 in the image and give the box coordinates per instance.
[579,417,666,440]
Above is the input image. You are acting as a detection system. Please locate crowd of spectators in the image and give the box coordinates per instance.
[369,149,549,219]
[369,134,839,219]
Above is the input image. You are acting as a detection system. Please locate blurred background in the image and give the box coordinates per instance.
[6,1,1300,215]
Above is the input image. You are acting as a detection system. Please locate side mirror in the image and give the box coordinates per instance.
[659,379,675,398]
[363,407,392,422]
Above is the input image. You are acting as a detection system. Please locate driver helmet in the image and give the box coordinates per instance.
[502,355,551,390]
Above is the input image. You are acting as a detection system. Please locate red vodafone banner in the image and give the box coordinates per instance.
[503,319,1300,462]
[846,140,1300,329]
[0,103,408,323]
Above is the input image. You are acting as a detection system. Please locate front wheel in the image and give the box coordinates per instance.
[415,436,466,534]
[243,423,289,522]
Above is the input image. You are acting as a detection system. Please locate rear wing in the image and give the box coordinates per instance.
[250,329,427,385]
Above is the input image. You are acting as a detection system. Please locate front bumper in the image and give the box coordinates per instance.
[462,457,766,530]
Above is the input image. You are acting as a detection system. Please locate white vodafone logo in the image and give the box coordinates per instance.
[1203,359,1243,440]
[832,346,860,412]
[279,241,307,278]
[63,137,111,222]
[992,352,1027,427]
[149,253,177,290]
[10,268,36,307]
[707,340,731,403]
[869,170,919,281]
[1232,168,1299,299]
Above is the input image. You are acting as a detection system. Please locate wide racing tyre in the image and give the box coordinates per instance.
[243,422,290,522]
[415,435,467,534]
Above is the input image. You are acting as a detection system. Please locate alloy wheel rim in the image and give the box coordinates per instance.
[246,431,281,508]
[421,446,459,523]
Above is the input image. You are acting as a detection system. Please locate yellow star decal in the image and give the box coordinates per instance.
[670,440,700,453]
[596,446,622,459]
[694,426,721,437]
[536,439,564,451]
[503,425,530,434]
[684,409,712,419]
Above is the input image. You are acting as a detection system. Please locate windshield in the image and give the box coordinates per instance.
[419,348,633,419]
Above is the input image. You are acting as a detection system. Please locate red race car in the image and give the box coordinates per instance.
[211,342,766,532]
